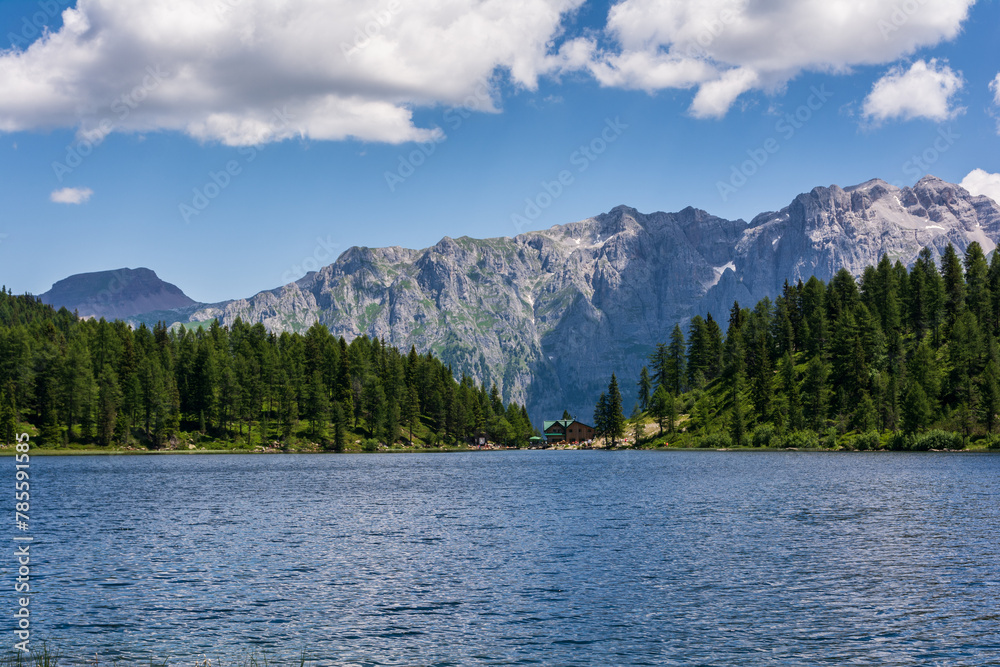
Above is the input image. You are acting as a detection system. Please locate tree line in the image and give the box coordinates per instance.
[620,242,1000,448]
[0,291,535,449]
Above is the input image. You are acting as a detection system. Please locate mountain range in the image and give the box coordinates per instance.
[40,175,1000,423]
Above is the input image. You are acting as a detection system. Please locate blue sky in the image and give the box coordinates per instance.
[1,0,998,303]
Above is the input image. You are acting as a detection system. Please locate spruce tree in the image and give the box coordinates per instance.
[941,243,966,331]
[666,325,686,394]
[593,392,609,440]
[964,241,990,326]
[803,355,829,431]
[630,404,643,447]
[605,374,625,447]
[637,366,652,411]
[704,313,724,380]
[980,354,1000,434]
[332,401,346,452]
[778,352,802,431]
[649,385,669,434]
[902,381,931,434]
[307,370,330,441]
[852,392,876,433]
[0,387,16,445]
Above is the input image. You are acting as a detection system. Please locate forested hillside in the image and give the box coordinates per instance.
[633,242,1000,449]
[0,291,534,450]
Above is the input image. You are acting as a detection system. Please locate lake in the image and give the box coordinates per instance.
[17,450,1000,665]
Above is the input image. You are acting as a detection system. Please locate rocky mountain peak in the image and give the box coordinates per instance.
[75,176,1000,424]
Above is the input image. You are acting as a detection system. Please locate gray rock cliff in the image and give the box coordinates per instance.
[139,176,1000,423]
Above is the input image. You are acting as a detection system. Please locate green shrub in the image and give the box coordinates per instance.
[986,434,1000,450]
[912,430,964,451]
[779,430,820,449]
[751,423,776,448]
[361,438,379,452]
[887,431,912,450]
[853,431,881,451]
[698,432,732,448]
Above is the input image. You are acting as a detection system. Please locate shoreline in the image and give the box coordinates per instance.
[2,445,992,456]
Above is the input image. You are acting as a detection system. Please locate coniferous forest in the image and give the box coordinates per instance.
[625,242,1000,450]
[0,291,535,450]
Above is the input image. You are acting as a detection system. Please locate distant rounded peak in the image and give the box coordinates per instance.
[845,178,895,193]
[910,174,959,197]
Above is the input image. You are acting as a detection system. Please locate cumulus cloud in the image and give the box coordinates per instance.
[960,169,1000,205]
[557,0,974,117]
[862,59,964,123]
[50,187,93,204]
[0,0,583,146]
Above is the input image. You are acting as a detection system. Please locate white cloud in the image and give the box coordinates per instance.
[862,59,964,123]
[0,0,584,146]
[50,187,93,204]
[960,169,1000,205]
[992,73,1000,132]
[559,0,974,117]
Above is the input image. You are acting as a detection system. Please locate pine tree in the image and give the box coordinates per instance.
[331,401,346,452]
[637,366,652,411]
[687,315,708,388]
[666,325,686,394]
[748,320,773,423]
[778,352,802,431]
[630,404,643,447]
[729,384,746,447]
[97,367,121,447]
[649,343,669,391]
[902,381,931,434]
[988,251,1000,335]
[605,374,625,447]
[941,243,966,331]
[593,392,609,439]
[852,392,876,433]
[980,354,1000,434]
[0,386,16,445]
[704,313,724,380]
[649,385,670,434]
[802,355,829,431]
[306,370,330,441]
[964,241,990,327]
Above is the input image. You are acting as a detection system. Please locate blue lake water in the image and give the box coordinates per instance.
[14,450,1000,665]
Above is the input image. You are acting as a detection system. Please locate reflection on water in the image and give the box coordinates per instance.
[21,451,1000,665]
